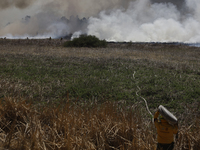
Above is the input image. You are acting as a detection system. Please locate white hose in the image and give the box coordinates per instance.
[136,86,153,117]
[133,72,153,117]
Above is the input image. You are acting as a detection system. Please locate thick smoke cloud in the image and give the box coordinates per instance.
[0,0,133,38]
[88,0,200,42]
[0,0,36,9]
[40,0,133,18]
[1,0,200,43]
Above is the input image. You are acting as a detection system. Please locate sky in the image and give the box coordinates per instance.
[0,0,200,43]
[0,1,41,27]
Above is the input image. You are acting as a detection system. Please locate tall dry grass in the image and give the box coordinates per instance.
[0,97,199,150]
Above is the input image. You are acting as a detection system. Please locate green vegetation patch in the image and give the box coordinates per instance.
[63,35,107,48]
[0,53,200,110]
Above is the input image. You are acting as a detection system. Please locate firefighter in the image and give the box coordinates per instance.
[154,110,178,150]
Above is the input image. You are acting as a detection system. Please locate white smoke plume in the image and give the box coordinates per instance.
[88,0,200,42]
[0,0,132,39]
[1,0,200,43]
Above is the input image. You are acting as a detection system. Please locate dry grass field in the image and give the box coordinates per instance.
[0,39,200,149]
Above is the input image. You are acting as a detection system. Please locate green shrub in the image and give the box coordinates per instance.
[63,35,107,48]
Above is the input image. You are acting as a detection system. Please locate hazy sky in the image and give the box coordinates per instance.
[0,1,41,28]
[0,0,132,28]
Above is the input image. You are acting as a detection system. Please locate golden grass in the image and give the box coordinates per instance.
[0,97,199,150]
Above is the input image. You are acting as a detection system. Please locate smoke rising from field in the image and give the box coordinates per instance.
[88,0,200,42]
[0,0,133,39]
[1,0,200,43]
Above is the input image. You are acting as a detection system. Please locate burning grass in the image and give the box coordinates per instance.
[0,97,199,150]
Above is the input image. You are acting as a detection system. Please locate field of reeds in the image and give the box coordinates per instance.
[0,39,200,149]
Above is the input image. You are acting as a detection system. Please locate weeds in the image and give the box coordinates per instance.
[0,40,200,109]
[0,54,199,109]
[0,97,199,149]
[0,40,200,149]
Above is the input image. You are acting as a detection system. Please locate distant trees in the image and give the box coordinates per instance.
[63,35,107,48]
[57,15,89,40]
[60,15,88,35]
